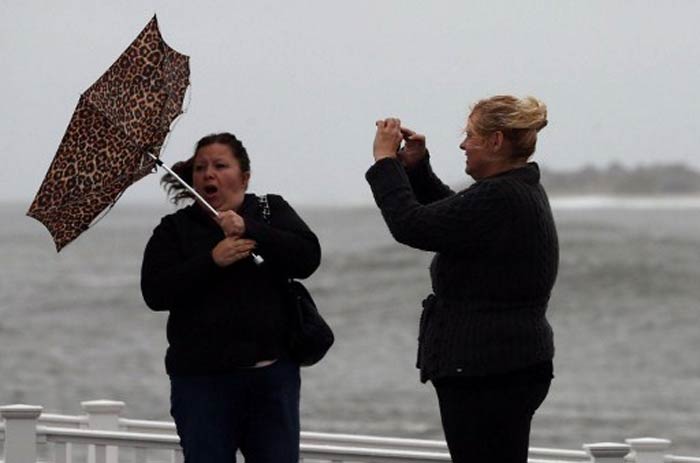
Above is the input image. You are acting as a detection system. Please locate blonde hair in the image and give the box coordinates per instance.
[469,95,548,159]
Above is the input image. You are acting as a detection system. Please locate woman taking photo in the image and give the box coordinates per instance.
[365,96,558,463]
[141,132,321,463]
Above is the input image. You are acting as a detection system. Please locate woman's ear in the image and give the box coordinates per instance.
[491,131,504,152]
[243,171,251,190]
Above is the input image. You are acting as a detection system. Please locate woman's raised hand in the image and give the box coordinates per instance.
[398,126,427,170]
[373,118,403,162]
[211,237,257,267]
[216,210,246,237]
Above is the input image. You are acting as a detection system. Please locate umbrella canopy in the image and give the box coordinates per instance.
[27,15,190,251]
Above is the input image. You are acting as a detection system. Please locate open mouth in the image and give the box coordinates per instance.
[203,185,218,195]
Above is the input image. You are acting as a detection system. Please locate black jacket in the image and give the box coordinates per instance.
[141,193,321,375]
[366,157,558,382]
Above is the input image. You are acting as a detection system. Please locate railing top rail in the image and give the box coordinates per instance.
[296,431,590,460]
[528,460,586,463]
[37,425,181,449]
[40,413,84,421]
[119,417,176,431]
[529,446,590,459]
[666,456,700,463]
[300,431,447,448]
[300,443,451,462]
[40,413,86,426]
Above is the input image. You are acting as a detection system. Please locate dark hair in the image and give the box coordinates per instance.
[161,132,250,204]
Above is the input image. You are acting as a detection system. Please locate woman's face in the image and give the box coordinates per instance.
[193,142,250,212]
[459,115,492,180]
[459,113,507,180]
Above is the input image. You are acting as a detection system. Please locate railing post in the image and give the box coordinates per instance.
[82,400,126,463]
[584,442,631,463]
[0,404,43,463]
[626,437,671,463]
[81,399,126,429]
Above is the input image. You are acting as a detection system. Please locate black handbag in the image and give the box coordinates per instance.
[286,279,334,366]
[257,195,334,366]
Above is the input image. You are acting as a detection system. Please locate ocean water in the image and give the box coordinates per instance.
[2,199,700,455]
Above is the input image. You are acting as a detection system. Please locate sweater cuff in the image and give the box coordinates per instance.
[365,157,411,201]
[406,152,433,180]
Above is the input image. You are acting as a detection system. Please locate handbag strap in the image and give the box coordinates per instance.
[258,194,271,224]
[257,195,296,285]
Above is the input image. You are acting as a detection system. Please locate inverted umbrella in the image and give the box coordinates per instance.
[27,15,196,251]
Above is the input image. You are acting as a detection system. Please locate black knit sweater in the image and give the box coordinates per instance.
[366,157,558,383]
[140,193,321,375]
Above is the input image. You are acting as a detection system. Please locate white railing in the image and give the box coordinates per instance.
[0,400,698,463]
[42,426,183,463]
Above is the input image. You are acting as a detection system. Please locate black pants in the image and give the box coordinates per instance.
[170,359,300,463]
[433,374,551,463]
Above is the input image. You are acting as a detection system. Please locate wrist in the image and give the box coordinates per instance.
[374,152,396,162]
[211,249,223,267]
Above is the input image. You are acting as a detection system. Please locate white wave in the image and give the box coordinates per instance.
[550,195,700,210]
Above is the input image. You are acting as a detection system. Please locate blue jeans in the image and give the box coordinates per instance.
[170,359,301,463]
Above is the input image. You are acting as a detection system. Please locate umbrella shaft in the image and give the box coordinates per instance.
[147,153,219,217]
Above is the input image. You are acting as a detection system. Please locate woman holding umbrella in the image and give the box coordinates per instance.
[365,95,557,463]
[141,132,321,463]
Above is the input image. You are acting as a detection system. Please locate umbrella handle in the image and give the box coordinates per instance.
[148,153,264,265]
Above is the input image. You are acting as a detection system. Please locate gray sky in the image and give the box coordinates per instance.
[2,0,699,206]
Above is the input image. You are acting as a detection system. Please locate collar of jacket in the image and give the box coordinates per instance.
[479,162,540,185]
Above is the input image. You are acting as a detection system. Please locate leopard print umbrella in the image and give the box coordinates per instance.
[27,15,190,251]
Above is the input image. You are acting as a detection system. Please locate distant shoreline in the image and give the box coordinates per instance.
[6,194,700,211]
[540,163,700,196]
